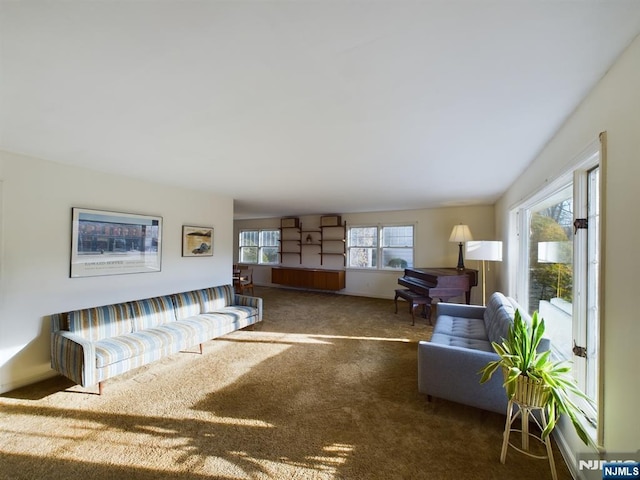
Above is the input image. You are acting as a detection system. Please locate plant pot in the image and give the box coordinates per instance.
[512,373,550,408]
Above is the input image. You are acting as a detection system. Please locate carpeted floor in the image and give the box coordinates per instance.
[0,287,572,479]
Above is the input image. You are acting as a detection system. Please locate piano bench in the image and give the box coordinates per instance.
[394,289,432,326]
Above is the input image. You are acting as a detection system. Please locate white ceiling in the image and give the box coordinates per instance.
[2,1,640,219]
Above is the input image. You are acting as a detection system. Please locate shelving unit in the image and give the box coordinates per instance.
[301,228,321,248]
[275,216,347,290]
[320,224,346,266]
[279,227,301,261]
[279,217,301,261]
[278,216,346,266]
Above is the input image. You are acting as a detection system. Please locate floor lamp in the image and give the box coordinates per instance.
[466,241,503,305]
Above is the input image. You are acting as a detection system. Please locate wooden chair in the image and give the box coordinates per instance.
[237,268,254,296]
[232,264,240,287]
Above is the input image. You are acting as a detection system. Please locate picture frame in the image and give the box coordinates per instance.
[70,208,162,277]
[182,225,213,257]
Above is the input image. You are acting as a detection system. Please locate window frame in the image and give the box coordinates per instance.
[347,223,415,271]
[347,225,379,269]
[510,137,603,446]
[238,228,280,265]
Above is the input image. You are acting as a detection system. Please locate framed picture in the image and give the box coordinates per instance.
[70,208,162,278]
[182,225,213,257]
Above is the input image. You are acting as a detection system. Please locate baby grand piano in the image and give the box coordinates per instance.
[397,267,478,306]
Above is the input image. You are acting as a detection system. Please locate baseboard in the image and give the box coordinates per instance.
[0,370,58,395]
[553,424,580,480]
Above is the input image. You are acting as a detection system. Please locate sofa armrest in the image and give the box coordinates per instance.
[436,302,486,319]
[417,340,508,414]
[51,330,96,387]
[233,294,263,321]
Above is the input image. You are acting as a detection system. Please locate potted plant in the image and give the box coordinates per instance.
[479,309,595,447]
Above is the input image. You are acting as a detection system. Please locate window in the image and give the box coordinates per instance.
[348,225,414,269]
[527,184,574,361]
[348,227,378,268]
[584,166,600,403]
[239,229,280,264]
[512,137,603,441]
[382,225,414,269]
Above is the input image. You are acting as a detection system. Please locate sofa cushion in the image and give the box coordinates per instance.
[180,313,237,337]
[94,318,222,368]
[211,306,258,324]
[433,315,487,340]
[95,330,171,367]
[430,333,494,352]
[202,285,233,312]
[173,290,205,320]
[484,292,517,345]
[129,295,176,331]
[68,303,131,342]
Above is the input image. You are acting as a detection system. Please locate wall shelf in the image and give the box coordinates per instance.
[320,224,346,266]
[279,225,302,260]
[279,217,346,266]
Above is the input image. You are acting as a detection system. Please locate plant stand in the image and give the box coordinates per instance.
[500,377,558,480]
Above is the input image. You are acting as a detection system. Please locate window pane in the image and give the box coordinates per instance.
[586,166,600,401]
[240,246,258,263]
[381,226,413,247]
[382,248,412,268]
[348,247,377,268]
[260,229,280,247]
[528,185,574,361]
[260,246,279,264]
[349,227,378,247]
[381,226,414,269]
[240,231,259,247]
[348,227,378,268]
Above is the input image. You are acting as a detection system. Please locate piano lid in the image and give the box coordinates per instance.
[402,267,479,287]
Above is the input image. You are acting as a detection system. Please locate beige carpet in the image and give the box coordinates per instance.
[0,287,572,479]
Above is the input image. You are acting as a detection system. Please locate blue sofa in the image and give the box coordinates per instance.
[50,284,262,394]
[417,292,550,414]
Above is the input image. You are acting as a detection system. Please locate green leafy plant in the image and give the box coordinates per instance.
[387,258,408,268]
[479,309,596,446]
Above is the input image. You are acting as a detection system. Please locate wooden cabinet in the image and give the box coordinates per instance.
[271,267,346,291]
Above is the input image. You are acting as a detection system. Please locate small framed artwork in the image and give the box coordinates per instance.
[182,225,213,257]
[70,207,162,277]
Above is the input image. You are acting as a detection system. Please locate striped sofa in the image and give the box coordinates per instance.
[50,284,262,394]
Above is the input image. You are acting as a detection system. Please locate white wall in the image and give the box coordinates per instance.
[0,151,234,393]
[235,205,496,303]
[496,35,640,466]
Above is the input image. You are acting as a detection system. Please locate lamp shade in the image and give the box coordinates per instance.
[449,224,473,243]
[538,241,572,264]
[466,241,503,261]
